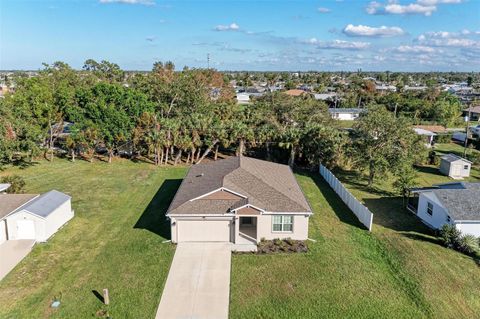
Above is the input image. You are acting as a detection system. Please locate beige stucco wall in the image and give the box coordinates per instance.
[256,214,310,241]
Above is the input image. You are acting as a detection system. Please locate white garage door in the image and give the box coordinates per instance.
[178,220,231,242]
[17,220,36,240]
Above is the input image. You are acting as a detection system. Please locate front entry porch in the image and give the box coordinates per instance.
[239,216,257,242]
[233,216,258,252]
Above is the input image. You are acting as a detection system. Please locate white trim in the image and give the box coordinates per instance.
[264,211,313,216]
[167,214,235,217]
[271,215,294,233]
[188,187,247,202]
[232,204,265,213]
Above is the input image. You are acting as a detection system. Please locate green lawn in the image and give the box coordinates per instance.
[0,159,186,318]
[1,157,479,319]
[231,163,480,318]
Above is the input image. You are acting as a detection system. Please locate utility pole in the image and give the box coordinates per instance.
[463,103,471,158]
[207,53,210,69]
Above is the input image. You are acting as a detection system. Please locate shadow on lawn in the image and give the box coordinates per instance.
[134,179,182,240]
[415,165,443,176]
[295,169,367,231]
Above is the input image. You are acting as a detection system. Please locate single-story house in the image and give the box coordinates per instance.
[463,105,480,121]
[407,182,480,237]
[413,128,436,148]
[284,89,309,97]
[413,125,448,135]
[166,156,312,247]
[439,153,471,179]
[314,93,337,101]
[0,189,74,244]
[328,108,363,120]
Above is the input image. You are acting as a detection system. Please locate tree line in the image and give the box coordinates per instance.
[0,60,435,192]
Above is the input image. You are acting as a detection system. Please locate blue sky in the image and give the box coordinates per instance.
[1,0,479,71]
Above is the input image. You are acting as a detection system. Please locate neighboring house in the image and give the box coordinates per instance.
[314,93,337,101]
[0,190,74,244]
[407,182,480,237]
[413,125,448,135]
[166,156,312,247]
[414,128,436,148]
[284,89,308,97]
[439,154,471,179]
[328,108,363,120]
[235,92,263,104]
[464,105,480,121]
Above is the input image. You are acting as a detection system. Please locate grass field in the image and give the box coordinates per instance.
[0,159,186,318]
[1,155,479,318]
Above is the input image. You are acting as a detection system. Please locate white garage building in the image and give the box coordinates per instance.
[0,190,74,244]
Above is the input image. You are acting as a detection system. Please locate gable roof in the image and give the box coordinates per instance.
[167,157,311,215]
[19,190,71,218]
[0,194,39,220]
[413,125,448,134]
[430,182,480,221]
[440,153,472,164]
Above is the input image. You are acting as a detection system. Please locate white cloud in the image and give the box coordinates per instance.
[214,23,240,31]
[343,24,405,37]
[384,3,436,16]
[396,45,436,53]
[99,0,155,5]
[417,0,462,5]
[366,0,463,16]
[305,38,370,50]
[317,7,331,13]
[417,30,480,48]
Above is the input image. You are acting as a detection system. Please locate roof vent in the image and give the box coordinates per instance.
[196,173,204,177]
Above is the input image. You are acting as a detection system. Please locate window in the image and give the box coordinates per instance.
[446,215,451,223]
[427,202,433,216]
[464,165,469,170]
[272,215,293,232]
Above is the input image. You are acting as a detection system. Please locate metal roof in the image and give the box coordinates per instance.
[0,184,11,192]
[440,153,472,164]
[19,190,71,218]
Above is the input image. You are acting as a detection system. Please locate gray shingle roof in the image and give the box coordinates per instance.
[432,182,480,221]
[167,157,311,215]
[20,190,71,218]
[0,194,39,219]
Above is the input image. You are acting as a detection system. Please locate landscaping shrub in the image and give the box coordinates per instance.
[439,224,462,249]
[457,235,479,255]
[435,133,453,144]
[257,238,308,254]
[0,175,26,194]
[439,224,479,256]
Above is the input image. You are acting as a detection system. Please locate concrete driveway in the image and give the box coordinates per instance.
[0,240,35,281]
[156,242,231,319]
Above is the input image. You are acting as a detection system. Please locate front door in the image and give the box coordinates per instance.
[16,220,35,240]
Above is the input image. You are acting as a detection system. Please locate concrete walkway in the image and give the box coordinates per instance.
[156,243,231,319]
[0,240,35,281]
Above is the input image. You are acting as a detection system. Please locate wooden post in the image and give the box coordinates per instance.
[103,288,110,305]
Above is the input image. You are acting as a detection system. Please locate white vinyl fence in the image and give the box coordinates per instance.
[319,165,373,231]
